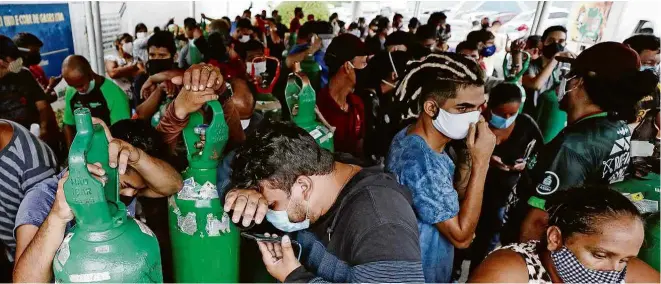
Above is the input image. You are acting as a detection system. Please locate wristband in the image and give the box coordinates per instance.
[528,196,546,211]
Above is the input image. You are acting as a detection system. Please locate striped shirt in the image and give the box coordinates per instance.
[0,120,57,260]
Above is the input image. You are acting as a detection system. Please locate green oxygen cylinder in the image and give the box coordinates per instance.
[168,100,239,282]
[151,98,173,128]
[300,55,321,92]
[53,108,163,283]
[285,70,334,151]
[251,53,283,121]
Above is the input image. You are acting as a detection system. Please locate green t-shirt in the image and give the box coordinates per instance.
[532,89,567,143]
[63,77,130,126]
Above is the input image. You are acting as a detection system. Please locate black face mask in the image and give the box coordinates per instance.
[481,23,489,29]
[542,43,565,59]
[23,52,41,66]
[147,58,174,75]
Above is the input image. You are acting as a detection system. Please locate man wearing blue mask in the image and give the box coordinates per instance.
[62,55,130,147]
[223,121,425,283]
[623,34,660,72]
[385,53,496,282]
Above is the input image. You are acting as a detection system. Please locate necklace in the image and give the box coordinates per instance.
[340,165,358,189]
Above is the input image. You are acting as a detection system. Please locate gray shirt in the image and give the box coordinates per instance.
[525,58,565,106]
[0,120,58,261]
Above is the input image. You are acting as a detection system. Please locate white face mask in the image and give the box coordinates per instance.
[240,119,251,130]
[432,107,481,140]
[136,32,148,39]
[256,61,268,75]
[320,38,332,53]
[265,199,310,232]
[78,79,96,95]
[239,35,250,43]
[122,42,133,54]
[350,30,361,37]
[7,57,23,73]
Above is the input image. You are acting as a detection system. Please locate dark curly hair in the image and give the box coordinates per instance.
[546,186,643,241]
[231,121,334,195]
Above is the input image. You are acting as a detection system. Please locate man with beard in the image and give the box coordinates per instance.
[503,42,660,244]
[222,121,425,282]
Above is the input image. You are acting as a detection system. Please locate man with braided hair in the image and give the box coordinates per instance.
[386,52,496,282]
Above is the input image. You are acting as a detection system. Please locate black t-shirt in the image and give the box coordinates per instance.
[68,77,112,126]
[266,35,285,60]
[287,168,422,281]
[486,114,543,204]
[503,114,631,241]
[0,69,48,128]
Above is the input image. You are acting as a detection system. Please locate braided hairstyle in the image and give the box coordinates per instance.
[392,52,485,124]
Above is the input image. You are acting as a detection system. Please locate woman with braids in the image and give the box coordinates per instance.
[470,186,659,282]
[386,52,496,282]
[503,42,660,244]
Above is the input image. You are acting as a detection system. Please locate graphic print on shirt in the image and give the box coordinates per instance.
[536,171,560,195]
[602,126,631,184]
[69,89,111,126]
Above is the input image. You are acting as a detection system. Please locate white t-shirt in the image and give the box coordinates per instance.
[104,53,136,99]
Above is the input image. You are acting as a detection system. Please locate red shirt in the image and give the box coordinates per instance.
[317,87,365,157]
[28,65,48,89]
[290,18,301,33]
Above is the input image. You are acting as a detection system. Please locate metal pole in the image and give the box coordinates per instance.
[352,1,361,22]
[529,1,544,36]
[413,1,422,19]
[92,1,105,76]
[85,1,98,73]
[190,1,196,19]
[535,1,552,35]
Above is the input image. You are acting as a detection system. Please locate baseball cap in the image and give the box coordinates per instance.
[0,35,20,59]
[324,33,368,71]
[566,41,641,80]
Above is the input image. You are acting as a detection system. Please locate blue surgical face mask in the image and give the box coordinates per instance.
[641,65,659,73]
[265,198,310,232]
[489,111,517,129]
[79,79,96,95]
[481,45,497,57]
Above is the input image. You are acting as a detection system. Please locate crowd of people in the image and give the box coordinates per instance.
[0,6,660,283]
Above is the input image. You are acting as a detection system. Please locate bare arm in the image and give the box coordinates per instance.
[468,249,530,283]
[35,100,57,141]
[435,119,495,248]
[13,173,80,283]
[522,58,558,91]
[105,60,139,79]
[13,216,66,282]
[285,37,321,69]
[64,125,75,148]
[435,160,488,248]
[136,86,165,120]
[453,146,472,200]
[132,147,183,198]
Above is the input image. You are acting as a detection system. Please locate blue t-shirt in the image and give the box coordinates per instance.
[13,172,137,255]
[289,43,329,88]
[386,127,459,283]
